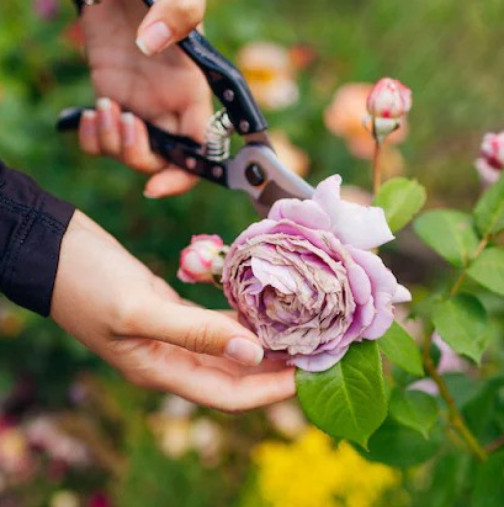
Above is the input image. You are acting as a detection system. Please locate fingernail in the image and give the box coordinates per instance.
[97,97,113,130]
[136,21,172,56]
[82,110,97,136]
[121,113,135,147]
[225,338,264,366]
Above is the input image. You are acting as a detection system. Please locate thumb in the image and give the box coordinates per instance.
[124,297,264,366]
[136,0,206,56]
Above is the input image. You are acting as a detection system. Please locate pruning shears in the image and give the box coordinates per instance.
[57,0,314,216]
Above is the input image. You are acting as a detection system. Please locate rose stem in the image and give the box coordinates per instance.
[422,333,488,462]
[372,141,382,195]
[450,235,490,297]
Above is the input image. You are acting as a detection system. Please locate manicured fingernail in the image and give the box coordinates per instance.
[143,188,160,199]
[121,113,135,147]
[81,110,97,136]
[136,21,172,56]
[97,97,113,130]
[225,338,264,366]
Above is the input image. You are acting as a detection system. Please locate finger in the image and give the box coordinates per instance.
[119,300,264,367]
[136,0,206,56]
[120,113,167,173]
[144,168,198,198]
[96,98,122,156]
[78,110,100,155]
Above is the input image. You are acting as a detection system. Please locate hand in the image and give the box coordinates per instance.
[79,0,210,198]
[51,211,295,411]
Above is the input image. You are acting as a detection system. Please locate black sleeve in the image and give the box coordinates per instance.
[0,160,75,317]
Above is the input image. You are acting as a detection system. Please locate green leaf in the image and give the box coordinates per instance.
[474,172,504,236]
[356,417,441,468]
[471,450,504,507]
[389,388,439,438]
[373,177,426,232]
[379,321,424,376]
[296,341,386,448]
[414,210,480,268]
[467,247,504,296]
[432,294,488,364]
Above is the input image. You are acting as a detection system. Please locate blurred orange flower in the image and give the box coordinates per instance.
[270,130,310,178]
[324,83,408,160]
[237,42,299,110]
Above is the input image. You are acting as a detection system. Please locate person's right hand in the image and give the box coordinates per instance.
[51,210,296,411]
[78,0,212,198]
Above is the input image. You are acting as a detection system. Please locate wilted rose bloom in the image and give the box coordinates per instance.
[367,77,412,119]
[34,0,59,20]
[475,132,504,185]
[177,235,226,284]
[222,175,410,372]
[324,83,407,159]
[237,42,299,110]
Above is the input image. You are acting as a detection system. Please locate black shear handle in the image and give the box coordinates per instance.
[140,0,267,136]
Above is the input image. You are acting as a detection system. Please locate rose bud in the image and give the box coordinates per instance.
[177,235,227,284]
[475,132,504,186]
[222,175,410,372]
[366,77,412,119]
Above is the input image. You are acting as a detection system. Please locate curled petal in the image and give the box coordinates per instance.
[269,199,331,231]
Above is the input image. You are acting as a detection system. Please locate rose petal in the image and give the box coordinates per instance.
[314,175,394,249]
[269,199,331,230]
[392,284,412,303]
[289,346,349,372]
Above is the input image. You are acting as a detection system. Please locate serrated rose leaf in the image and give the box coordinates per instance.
[414,210,480,268]
[432,295,488,364]
[389,389,439,438]
[373,177,426,232]
[378,321,424,376]
[467,247,504,296]
[296,341,386,448]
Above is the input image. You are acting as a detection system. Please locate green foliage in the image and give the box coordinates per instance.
[467,247,504,296]
[296,341,386,448]
[471,450,504,507]
[379,321,424,376]
[374,177,426,232]
[389,388,439,439]
[359,417,441,468]
[414,210,480,267]
[474,173,504,237]
[432,294,488,364]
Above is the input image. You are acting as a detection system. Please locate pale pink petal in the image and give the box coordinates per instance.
[392,284,412,303]
[289,346,349,372]
[314,176,394,250]
[268,199,331,230]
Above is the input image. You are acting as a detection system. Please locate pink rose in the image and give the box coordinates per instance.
[34,0,59,20]
[222,176,410,372]
[177,235,225,284]
[475,132,504,185]
[367,78,412,119]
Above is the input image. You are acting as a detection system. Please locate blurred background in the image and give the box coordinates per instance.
[0,0,504,505]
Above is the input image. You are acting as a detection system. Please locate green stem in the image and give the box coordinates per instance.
[372,141,382,196]
[422,333,488,462]
[450,235,490,296]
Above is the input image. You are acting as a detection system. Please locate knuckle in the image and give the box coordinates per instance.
[182,322,215,354]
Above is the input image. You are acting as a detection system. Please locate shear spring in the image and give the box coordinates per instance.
[204,110,234,161]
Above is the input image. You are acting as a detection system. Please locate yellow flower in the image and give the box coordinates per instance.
[252,428,401,507]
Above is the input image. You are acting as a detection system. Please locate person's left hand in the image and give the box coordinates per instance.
[78,0,211,198]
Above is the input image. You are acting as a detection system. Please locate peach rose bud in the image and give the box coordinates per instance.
[475,132,504,186]
[177,235,228,284]
[367,77,412,119]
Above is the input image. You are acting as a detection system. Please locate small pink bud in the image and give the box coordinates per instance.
[177,235,226,284]
[366,77,412,119]
[475,132,504,186]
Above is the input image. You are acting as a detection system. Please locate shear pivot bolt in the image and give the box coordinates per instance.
[245,164,266,186]
[224,90,235,102]
[239,120,250,133]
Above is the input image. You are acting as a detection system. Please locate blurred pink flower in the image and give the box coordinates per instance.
[266,401,307,439]
[325,83,407,159]
[270,130,310,178]
[34,0,59,20]
[88,491,111,507]
[475,132,504,186]
[0,424,33,478]
[237,42,299,110]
